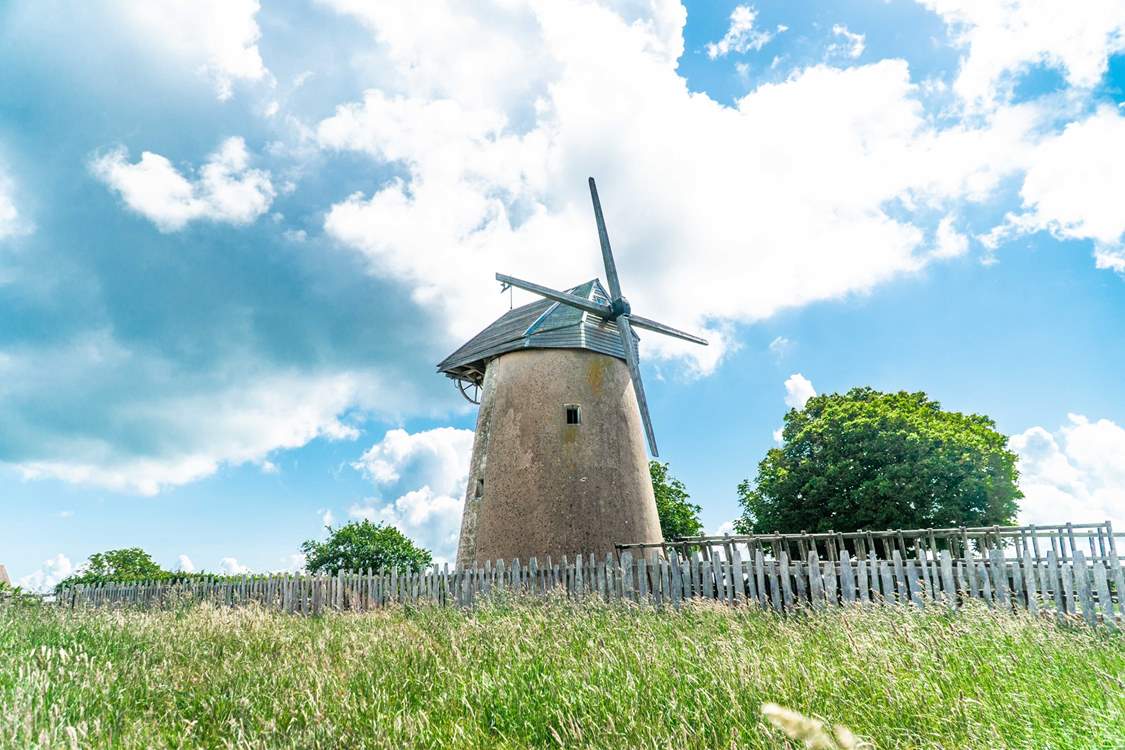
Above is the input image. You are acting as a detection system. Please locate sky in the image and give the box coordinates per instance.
[2,0,1124,590]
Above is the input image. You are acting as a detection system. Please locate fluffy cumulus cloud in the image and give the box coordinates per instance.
[219,557,250,575]
[1011,414,1125,529]
[18,553,73,593]
[828,24,865,60]
[176,554,195,573]
[114,0,268,100]
[982,107,1125,272]
[706,5,775,59]
[919,0,1125,109]
[317,0,1061,374]
[783,372,816,410]
[349,427,474,563]
[91,137,274,232]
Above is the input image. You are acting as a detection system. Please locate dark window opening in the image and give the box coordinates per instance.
[565,405,581,425]
[474,478,484,500]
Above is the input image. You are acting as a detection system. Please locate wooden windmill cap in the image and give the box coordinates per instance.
[436,278,638,387]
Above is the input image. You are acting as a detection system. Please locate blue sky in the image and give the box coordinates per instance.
[3,0,1124,589]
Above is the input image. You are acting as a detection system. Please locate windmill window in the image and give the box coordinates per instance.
[474,479,484,500]
[565,404,581,425]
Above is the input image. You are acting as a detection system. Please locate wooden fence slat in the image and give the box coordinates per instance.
[779,552,794,608]
[905,559,924,608]
[729,545,743,603]
[823,561,837,606]
[892,551,907,605]
[877,560,893,605]
[1073,550,1095,626]
[1011,561,1025,611]
[754,550,767,609]
[1110,548,1125,628]
[1093,563,1114,631]
[840,551,855,604]
[807,552,823,610]
[855,552,868,604]
[792,558,807,603]
[1021,549,1038,616]
[989,549,1009,608]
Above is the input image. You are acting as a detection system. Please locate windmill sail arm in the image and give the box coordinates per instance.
[496,273,611,318]
[616,316,658,457]
[628,314,709,346]
[588,177,623,300]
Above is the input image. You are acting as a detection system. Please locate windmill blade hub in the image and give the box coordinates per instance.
[608,296,631,320]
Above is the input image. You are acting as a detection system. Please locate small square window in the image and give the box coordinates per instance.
[565,405,581,425]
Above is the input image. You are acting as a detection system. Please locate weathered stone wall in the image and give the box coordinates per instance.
[455,348,663,568]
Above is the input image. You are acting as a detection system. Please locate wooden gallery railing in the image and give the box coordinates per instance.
[61,522,1123,628]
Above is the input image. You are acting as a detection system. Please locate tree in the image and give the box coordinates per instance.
[301,520,432,575]
[735,388,1021,535]
[650,461,704,540]
[57,547,166,590]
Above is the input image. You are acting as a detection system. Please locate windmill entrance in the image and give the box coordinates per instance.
[437,178,708,568]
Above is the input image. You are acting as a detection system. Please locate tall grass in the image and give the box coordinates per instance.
[1,597,1122,749]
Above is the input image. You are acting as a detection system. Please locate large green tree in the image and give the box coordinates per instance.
[735,388,1021,534]
[301,520,433,575]
[650,461,704,540]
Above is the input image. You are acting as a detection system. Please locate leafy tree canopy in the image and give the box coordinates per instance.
[650,461,704,540]
[735,388,1021,535]
[301,520,432,575]
[57,547,165,590]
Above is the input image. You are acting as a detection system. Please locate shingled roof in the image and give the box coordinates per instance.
[437,279,638,386]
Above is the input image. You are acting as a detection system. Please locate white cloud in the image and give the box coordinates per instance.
[115,0,268,101]
[932,215,969,258]
[321,509,335,528]
[713,520,736,536]
[349,426,475,564]
[1011,414,1125,529]
[176,554,195,573]
[352,427,474,498]
[918,0,1125,109]
[5,334,391,494]
[56,510,74,519]
[318,0,1048,374]
[783,373,816,410]
[706,5,775,59]
[982,107,1125,272]
[0,168,31,239]
[772,427,784,444]
[219,557,250,575]
[828,24,865,60]
[91,137,274,232]
[18,553,73,593]
[768,336,792,359]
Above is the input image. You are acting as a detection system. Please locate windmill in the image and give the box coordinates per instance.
[438,178,708,567]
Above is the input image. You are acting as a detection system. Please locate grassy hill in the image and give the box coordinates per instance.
[2,597,1122,748]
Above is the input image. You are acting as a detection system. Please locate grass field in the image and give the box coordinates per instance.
[2,597,1123,749]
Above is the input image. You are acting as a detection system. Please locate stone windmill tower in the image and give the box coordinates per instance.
[438,179,707,567]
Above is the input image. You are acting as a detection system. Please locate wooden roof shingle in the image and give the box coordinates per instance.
[436,279,636,385]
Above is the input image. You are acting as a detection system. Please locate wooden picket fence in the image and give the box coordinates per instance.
[61,545,1123,628]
